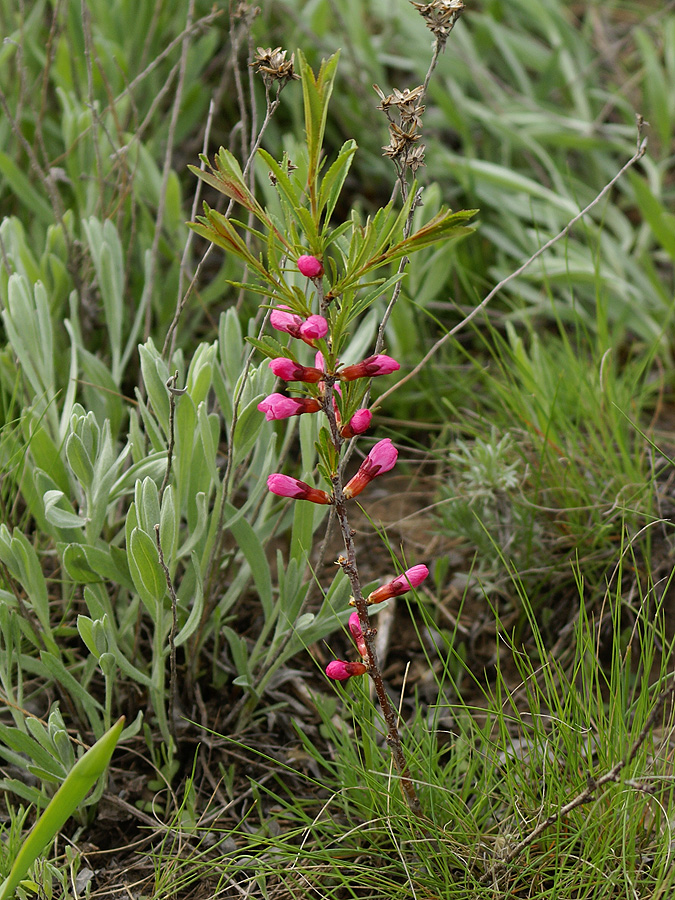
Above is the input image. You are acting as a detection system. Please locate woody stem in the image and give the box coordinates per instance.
[322,382,421,815]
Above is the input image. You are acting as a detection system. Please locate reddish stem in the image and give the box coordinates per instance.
[322,381,421,815]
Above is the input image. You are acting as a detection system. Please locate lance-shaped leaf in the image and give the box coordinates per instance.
[318,139,357,233]
[332,204,477,296]
[189,149,267,220]
[0,717,125,900]
[189,205,262,267]
[297,49,340,220]
[386,206,478,257]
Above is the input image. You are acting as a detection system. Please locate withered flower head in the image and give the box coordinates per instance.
[374,84,425,127]
[410,0,465,45]
[406,145,426,172]
[250,47,299,88]
[377,84,427,173]
[382,120,421,159]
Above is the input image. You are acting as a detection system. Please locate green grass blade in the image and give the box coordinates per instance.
[0,716,124,900]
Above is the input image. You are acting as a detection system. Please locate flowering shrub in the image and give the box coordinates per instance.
[189,39,475,814]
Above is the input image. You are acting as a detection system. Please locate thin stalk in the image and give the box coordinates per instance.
[155,525,178,747]
[376,124,649,413]
[143,0,196,341]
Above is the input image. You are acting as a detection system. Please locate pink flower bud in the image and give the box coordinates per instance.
[270,306,304,338]
[325,659,368,681]
[339,355,400,382]
[343,438,398,499]
[340,408,372,438]
[366,564,429,605]
[267,474,332,505]
[269,306,328,346]
[269,358,324,383]
[299,315,328,340]
[258,393,321,420]
[297,255,324,278]
[348,611,368,658]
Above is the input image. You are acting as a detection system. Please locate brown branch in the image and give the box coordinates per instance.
[160,372,186,499]
[322,383,421,816]
[481,678,675,885]
[376,121,649,411]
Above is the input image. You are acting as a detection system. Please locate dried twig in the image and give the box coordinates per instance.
[481,678,675,885]
[143,0,196,340]
[377,120,649,411]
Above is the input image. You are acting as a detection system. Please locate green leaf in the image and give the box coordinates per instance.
[77,614,107,659]
[0,724,65,780]
[223,626,252,685]
[226,502,273,620]
[629,172,675,262]
[190,148,266,219]
[297,49,340,219]
[79,544,133,590]
[22,418,70,495]
[82,218,124,382]
[66,432,94,491]
[128,527,166,616]
[232,395,266,467]
[135,476,161,538]
[318,140,357,229]
[0,152,53,224]
[174,554,204,647]
[0,528,54,645]
[258,149,303,212]
[245,335,289,361]
[43,490,85,530]
[197,402,218,482]
[138,339,171,436]
[0,717,124,900]
[39,652,104,731]
[177,492,208,559]
[159,484,177,564]
[62,543,100,584]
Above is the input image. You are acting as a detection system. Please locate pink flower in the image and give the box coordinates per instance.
[258,393,321,420]
[343,438,398,499]
[269,358,324,383]
[299,315,328,340]
[366,564,429,605]
[270,306,304,338]
[339,355,400,381]
[270,306,328,345]
[325,659,368,681]
[267,474,332,505]
[297,255,324,278]
[348,611,368,658]
[340,408,372,438]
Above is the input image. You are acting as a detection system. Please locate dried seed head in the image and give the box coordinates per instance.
[406,144,426,172]
[374,82,427,172]
[374,85,425,125]
[250,47,299,88]
[381,122,425,171]
[410,0,465,46]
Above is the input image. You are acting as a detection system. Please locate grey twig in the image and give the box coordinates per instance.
[154,524,179,746]
[376,124,649,412]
